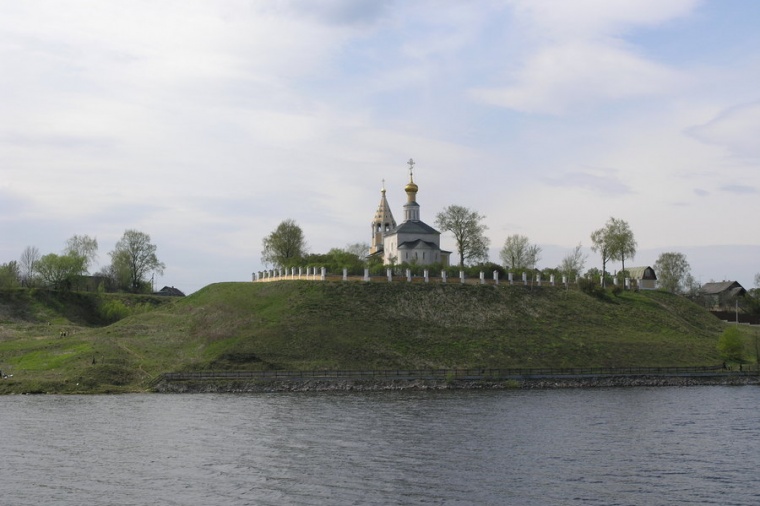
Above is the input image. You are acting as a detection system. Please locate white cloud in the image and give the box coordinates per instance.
[470,0,697,114]
[686,102,760,159]
[471,41,686,114]
[0,1,758,294]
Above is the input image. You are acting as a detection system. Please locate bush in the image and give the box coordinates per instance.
[98,299,130,323]
[578,278,606,299]
[717,326,745,363]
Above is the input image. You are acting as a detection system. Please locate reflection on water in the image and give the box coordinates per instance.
[1,387,759,505]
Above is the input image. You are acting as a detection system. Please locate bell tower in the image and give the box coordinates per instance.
[369,179,396,255]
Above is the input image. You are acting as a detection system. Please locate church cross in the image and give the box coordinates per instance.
[407,158,415,180]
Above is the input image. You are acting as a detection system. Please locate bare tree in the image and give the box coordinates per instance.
[344,242,370,260]
[500,234,542,270]
[434,205,490,268]
[19,245,40,287]
[559,243,587,279]
[64,235,99,273]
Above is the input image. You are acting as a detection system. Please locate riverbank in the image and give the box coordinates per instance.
[152,373,760,393]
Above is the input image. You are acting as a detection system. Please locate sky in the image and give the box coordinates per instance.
[2,0,759,294]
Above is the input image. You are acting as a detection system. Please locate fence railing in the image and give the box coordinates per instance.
[150,365,740,386]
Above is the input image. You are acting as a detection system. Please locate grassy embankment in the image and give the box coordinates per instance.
[0,281,754,394]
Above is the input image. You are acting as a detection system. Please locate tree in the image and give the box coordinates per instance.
[0,261,21,288]
[559,243,587,279]
[500,234,542,271]
[109,230,165,293]
[64,235,98,273]
[261,219,307,269]
[19,245,40,287]
[609,219,636,275]
[717,326,745,363]
[344,242,370,260]
[653,252,691,293]
[434,205,489,268]
[590,217,635,287]
[35,253,86,290]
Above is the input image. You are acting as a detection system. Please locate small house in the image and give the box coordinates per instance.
[155,286,186,297]
[699,281,745,309]
[626,266,657,290]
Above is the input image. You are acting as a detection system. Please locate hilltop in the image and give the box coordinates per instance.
[0,281,733,393]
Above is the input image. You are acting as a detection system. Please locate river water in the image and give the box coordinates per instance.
[1,386,758,505]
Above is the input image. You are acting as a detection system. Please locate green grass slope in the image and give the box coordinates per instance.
[0,281,734,393]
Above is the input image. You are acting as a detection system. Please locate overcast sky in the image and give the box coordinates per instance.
[2,0,759,294]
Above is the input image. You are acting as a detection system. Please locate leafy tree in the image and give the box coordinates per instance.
[654,252,691,294]
[109,230,165,293]
[262,219,307,269]
[717,326,745,363]
[304,247,366,275]
[590,217,635,287]
[500,234,542,271]
[64,235,98,273]
[610,219,636,275]
[0,261,21,288]
[559,243,587,279]
[434,205,489,268]
[35,253,86,290]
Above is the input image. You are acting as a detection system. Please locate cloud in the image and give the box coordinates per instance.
[686,102,760,159]
[471,42,685,114]
[469,0,696,114]
[542,168,632,195]
[286,0,392,26]
[506,0,699,41]
[720,184,758,195]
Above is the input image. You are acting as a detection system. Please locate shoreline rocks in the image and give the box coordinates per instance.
[153,374,760,393]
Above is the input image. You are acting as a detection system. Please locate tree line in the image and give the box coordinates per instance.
[260,208,747,300]
[0,229,165,293]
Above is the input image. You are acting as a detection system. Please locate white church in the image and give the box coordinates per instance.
[369,160,451,267]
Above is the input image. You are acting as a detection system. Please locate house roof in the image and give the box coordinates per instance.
[700,281,746,296]
[391,220,440,235]
[155,286,186,297]
[397,239,439,250]
[626,266,657,280]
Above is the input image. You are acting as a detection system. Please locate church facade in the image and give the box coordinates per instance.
[369,160,450,267]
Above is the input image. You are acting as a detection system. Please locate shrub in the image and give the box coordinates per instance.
[717,326,745,363]
[578,278,606,299]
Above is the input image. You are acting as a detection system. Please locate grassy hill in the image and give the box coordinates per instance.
[0,281,746,393]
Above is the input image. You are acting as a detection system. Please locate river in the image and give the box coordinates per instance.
[1,386,758,505]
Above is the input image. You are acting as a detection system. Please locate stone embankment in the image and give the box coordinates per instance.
[153,374,760,393]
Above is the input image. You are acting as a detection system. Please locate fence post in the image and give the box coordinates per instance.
[493,270,499,285]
